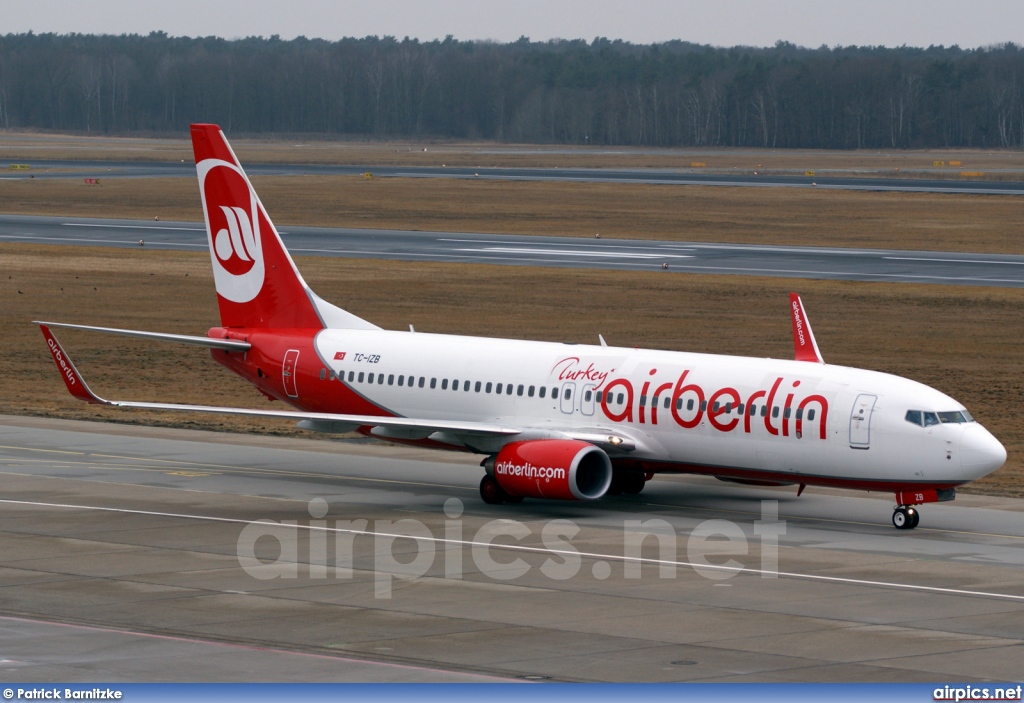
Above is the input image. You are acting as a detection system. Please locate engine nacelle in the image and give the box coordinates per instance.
[487,439,613,500]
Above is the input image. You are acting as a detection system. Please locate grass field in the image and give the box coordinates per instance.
[2,244,1021,497]
[5,130,1024,176]
[2,174,1024,253]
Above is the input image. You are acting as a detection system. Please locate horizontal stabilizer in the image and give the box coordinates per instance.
[35,321,251,351]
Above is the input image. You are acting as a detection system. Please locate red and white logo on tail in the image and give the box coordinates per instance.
[197,158,265,303]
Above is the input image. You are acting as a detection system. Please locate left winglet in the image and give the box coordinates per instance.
[39,324,110,404]
[789,293,824,364]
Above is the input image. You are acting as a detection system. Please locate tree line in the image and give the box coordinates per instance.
[2,32,1024,149]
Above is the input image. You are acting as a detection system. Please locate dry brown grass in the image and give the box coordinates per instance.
[1,243,1021,497]
[6,130,1024,175]
[2,175,1024,253]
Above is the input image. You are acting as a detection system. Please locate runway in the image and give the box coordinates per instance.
[1,415,1022,682]
[5,158,1024,195]
[4,214,1024,287]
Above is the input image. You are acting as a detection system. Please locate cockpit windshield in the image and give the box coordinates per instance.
[905,409,974,427]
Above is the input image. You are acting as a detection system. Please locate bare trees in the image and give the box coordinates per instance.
[3,33,1024,150]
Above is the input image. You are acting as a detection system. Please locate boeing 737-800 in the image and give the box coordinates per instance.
[39,124,1007,530]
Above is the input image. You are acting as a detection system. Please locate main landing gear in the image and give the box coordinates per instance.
[606,470,647,496]
[479,475,523,505]
[892,505,921,530]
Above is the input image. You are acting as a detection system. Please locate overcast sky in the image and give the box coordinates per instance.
[4,1,1023,49]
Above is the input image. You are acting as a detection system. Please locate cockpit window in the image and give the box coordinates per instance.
[907,409,975,427]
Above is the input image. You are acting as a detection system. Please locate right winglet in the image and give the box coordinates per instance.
[789,293,825,364]
[39,324,109,404]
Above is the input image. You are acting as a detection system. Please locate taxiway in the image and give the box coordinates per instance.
[1,416,1022,682]
[3,214,1024,287]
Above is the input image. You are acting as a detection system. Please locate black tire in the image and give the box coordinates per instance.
[892,507,911,529]
[480,475,506,505]
[620,472,646,495]
[908,508,920,529]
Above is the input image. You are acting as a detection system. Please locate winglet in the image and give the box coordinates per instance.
[38,324,109,404]
[789,293,824,363]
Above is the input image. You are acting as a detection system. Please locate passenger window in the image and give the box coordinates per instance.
[430,378,437,389]
[617,393,624,404]
[807,409,816,421]
[640,395,647,406]
[495,383,503,394]
[529,386,535,397]
[924,412,940,427]
[594,390,600,402]
[712,402,720,412]
[552,387,559,398]
[584,390,591,401]
[418,377,425,388]
[700,401,707,412]
[464,381,471,391]
[760,405,767,417]
[507,384,515,395]
[664,397,670,409]
[358,372,365,383]
[687,399,694,411]
[540,386,547,399]
[518,385,525,396]
[452,379,459,391]
[441,379,449,390]
[795,408,802,420]
[784,407,791,419]
[397,375,404,386]
[377,374,384,384]
[319,369,326,380]
[486,382,493,393]
[348,371,355,382]
[724,403,732,413]
[772,407,780,419]
[368,374,375,384]
[388,374,394,385]
[475,381,482,392]
[905,410,922,426]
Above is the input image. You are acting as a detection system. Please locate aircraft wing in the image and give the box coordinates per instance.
[39,323,521,439]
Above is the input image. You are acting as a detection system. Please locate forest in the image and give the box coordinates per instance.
[2,32,1024,149]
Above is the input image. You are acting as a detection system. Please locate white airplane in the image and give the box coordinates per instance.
[39,124,1007,530]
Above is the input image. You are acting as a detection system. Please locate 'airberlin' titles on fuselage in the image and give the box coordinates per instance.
[597,369,829,440]
[494,460,567,481]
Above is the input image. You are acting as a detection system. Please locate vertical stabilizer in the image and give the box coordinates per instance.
[191,124,377,331]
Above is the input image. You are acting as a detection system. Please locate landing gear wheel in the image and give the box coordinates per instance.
[908,507,920,529]
[892,506,918,530]
[479,475,507,505]
[620,472,646,495]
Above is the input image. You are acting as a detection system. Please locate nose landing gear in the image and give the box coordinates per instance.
[892,505,921,530]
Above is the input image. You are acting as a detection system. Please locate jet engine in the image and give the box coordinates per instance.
[480,439,613,503]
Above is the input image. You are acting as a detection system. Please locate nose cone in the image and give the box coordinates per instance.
[960,424,1007,479]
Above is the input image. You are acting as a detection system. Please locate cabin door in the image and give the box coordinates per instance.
[849,393,877,449]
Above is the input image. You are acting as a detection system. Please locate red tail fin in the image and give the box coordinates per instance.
[789,293,825,363]
[191,124,324,329]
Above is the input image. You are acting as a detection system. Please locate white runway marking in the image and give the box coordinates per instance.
[3,497,1023,604]
[62,222,205,231]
